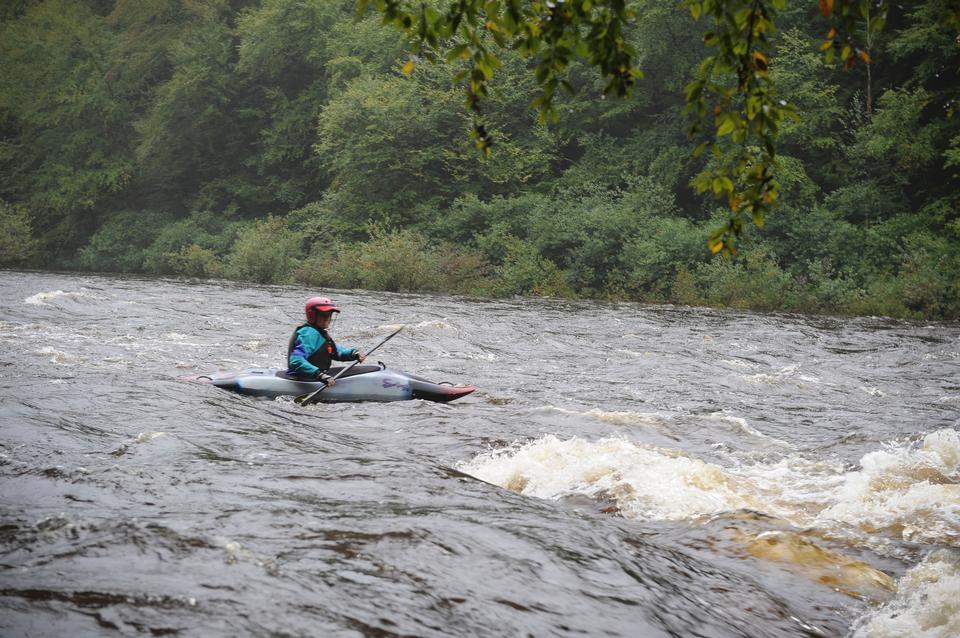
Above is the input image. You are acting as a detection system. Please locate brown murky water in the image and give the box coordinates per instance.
[1,270,958,636]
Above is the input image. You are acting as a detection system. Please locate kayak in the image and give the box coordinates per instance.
[191,363,475,403]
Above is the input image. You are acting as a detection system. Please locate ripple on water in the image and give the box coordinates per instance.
[3,271,960,637]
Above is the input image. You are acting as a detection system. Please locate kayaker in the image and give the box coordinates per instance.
[287,297,365,385]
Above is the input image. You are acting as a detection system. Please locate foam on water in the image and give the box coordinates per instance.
[459,429,960,622]
[816,429,960,546]
[743,363,825,387]
[721,358,761,369]
[614,348,654,358]
[111,432,170,457]
[239,339,270,352]
[458,429,960,545]
[413,319,453,330]
[219,537,275,571]
[539,406,695,428]
[704,413,794,447]
[439,350,497,361]
[135,432,168,443]
[458,435,766,521]
[24,289,100,306]
[582,408,668,428]
[374,320,451,333]
[852,549,960,638]
[34,346,78,365]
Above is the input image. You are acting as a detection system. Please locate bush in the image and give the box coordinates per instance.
[686,245,807,312]
[226,215,300,283]
[521,177,682,295]
[434,192,547,245]
[79,210,170,272]
[435,243,491,293]
[802,259,861,313]
[351,227,443,292]
[671,267,699,306]
[763,204,865,278]
[293,243,364,290]
[837,222,960,319]
[169,244,225,278]
[844,278,915,319]
[142,211,239,274]
[293,227,491,294]
[286,196,368,244]
[895,233,960,318]
[0,200,38,267]
[489,237,572,298]
[623,216,709,299]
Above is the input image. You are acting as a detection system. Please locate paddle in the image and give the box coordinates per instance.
[294,325,405,406]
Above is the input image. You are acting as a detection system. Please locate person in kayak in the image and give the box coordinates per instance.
[287,297,365,385]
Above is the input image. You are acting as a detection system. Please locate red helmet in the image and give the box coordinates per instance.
[305,296,340,323]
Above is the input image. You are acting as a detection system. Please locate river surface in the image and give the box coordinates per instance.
[1,270,958,637]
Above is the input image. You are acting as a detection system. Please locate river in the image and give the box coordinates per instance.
[1,270,958,637]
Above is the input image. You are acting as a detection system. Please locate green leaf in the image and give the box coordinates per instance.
[712,175,733,195]
[445,44,470,62]
[868,15,886,32]
[717,116,736,136]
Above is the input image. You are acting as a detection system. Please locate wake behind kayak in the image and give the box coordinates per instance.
[190,363,475,403]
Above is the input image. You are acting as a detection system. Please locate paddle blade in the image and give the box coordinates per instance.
[294,383,327,405]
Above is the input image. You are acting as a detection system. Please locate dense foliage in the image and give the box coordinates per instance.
[1,0,958,319]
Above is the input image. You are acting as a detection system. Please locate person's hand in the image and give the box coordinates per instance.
[316,371,335,387]
[356,351,366,363]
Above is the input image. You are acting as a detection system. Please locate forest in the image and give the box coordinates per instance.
[1,0,958,319]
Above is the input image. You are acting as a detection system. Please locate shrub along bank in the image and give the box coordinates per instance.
[18,194,950,321]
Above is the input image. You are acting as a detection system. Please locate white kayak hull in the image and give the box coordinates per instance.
[190,365,475,403]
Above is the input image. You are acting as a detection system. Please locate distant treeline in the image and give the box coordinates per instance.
[1,0,958,319]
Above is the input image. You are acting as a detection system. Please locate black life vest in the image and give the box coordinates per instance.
[287,324,338,372]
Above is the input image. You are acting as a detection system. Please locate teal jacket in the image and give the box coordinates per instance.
[287,325,359,377]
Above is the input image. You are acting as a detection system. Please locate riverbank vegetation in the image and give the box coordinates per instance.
[1,1,958,319]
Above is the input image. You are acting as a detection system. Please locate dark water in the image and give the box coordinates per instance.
[1,271,958,637]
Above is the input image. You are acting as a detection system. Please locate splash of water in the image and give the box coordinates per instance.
[816,429,960,546]
[458,435,766,521]
[851,549,960,638]
[458,429,960,545]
